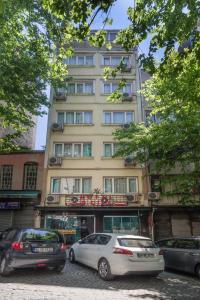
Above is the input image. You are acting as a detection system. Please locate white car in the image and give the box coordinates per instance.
[69,233,164,280]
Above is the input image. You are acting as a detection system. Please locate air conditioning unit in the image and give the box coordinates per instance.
[49,156,62,166]
[121,123,130,129]
[126,194,138,203]
[51,123,64,132]
[121,64,132,72]
[148,192,160,201]
[46,194,60,204]
[54,92,67,101]
[122,93,133,102]
[124,156,135,166]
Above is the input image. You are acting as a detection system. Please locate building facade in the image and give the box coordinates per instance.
[42,31,150,244]
[0,151,44,230]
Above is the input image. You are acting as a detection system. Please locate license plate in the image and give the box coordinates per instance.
[33,247,53,253]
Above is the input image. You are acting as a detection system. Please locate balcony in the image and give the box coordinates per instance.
[65,194,142,207]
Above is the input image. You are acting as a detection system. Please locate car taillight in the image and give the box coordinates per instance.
[159,249,164,255]
[113,247,133,255]
[11,242,24,251]
[60,243,67,251]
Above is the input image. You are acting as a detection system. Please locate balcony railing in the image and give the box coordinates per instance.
[65,194,141,207]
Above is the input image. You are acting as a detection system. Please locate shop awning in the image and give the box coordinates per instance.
[0,190,41,199]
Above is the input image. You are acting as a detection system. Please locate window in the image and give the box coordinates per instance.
[51,177,92,194]
[104,143,119,157]
[54,143,92,158]
[151,176,162,192]
[67,55,94,66]
[118,238,155,248]
[52,178,60,193]
[67,82,94,94]
[157,239,176,248]
[0,165,13,190]
[57,111,93,125]
[103,83,132,94]
[81,234,97,244]
[104,177,137,194]
[57,112,65,125]
[175,239,198,250]
[96,234,111,245]
[102,56,130,66]
[103,111,134,124]
[23,163,38,190]
[107,32,117,41]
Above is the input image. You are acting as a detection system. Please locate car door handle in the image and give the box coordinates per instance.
[190,253,199,256]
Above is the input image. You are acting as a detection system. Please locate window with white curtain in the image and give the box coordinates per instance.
[103,111,134,124]
[54,143,92,157]
[51,177,92,194]
[104,177,137,194]
[57,111,93,124]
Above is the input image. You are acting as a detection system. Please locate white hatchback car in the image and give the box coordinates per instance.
[69,233,164,280]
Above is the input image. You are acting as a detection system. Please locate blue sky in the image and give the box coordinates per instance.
[35,0,147,149]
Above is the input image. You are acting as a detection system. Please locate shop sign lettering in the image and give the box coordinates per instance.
[65,194,127,207]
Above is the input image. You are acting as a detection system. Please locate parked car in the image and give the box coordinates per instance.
[69,233,164,280]
[156,237,200,278]
[0,228,67,276]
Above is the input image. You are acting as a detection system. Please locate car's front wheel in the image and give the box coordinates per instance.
[69,249,76,263]
[0,257,12,277]
[98,258,114,281]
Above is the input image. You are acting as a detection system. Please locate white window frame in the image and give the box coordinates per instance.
[51,177,92,194]
[67,82,94,94]
[54,142,92,157]
[102,82,132,94]
[66,55,94,66]
[103,143,119,157]
[103,111,134,124]
[57,111,93,124]
[102,55,130,66]
[103,177,138,194]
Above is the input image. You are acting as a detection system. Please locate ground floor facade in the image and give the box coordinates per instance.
[37,207,150,245]
[153,206,200,240]
[0,191,41,230]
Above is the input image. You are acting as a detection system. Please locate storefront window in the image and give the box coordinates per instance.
[45,215,94,245]
[104,216,139,235]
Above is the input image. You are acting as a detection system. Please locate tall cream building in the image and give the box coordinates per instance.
[42,31,150,244]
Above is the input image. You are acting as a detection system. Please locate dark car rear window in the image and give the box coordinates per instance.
[21,229,61,242]
[118,238,156,248]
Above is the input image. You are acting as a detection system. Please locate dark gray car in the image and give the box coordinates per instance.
[0,228,67,276]
[156,237,200,278]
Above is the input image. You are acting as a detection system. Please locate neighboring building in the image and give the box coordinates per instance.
[0,150,44,230]
[41,30,150,244]
[0,116,36,150]
[140,70,200,240]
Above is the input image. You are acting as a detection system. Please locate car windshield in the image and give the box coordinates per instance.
[118,238,156,248]
[21,229,60,242]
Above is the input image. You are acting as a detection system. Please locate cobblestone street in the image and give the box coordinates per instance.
[0,259,200,300]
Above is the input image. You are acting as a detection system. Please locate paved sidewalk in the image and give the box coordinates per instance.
[0,260,200,299]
